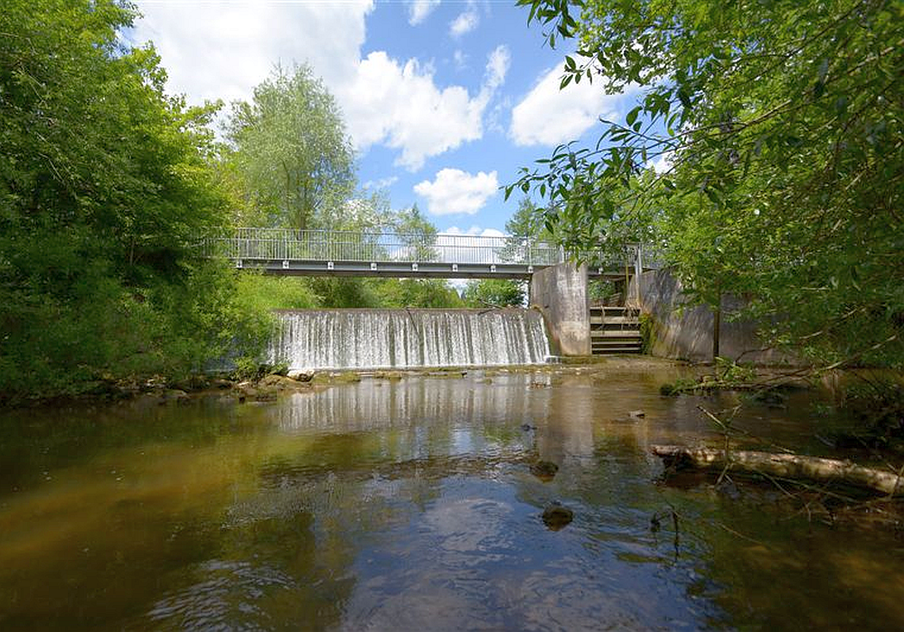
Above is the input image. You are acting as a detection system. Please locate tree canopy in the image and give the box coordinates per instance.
[513,0,904,365]
[463,280,526,308]
[224,64,356,230]
[0,0,267,400]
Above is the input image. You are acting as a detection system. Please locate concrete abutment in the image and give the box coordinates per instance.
[529,263,591,357]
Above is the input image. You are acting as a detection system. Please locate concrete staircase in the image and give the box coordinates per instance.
[590,306,642,354]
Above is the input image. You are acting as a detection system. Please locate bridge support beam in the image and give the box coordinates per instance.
[529,263,590,356]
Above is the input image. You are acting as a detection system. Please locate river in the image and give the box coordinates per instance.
[1,360,902,630]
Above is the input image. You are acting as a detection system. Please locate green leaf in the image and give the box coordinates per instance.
[626,105,641,126]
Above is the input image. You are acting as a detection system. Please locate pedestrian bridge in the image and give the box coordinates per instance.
[196,228,652,280]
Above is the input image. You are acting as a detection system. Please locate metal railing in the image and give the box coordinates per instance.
[196,228,563,267]
[193,228,661,272]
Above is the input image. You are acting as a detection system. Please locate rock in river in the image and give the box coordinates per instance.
[530,460,559,481]
[542,503,574,531]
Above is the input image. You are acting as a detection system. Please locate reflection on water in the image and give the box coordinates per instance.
[1,365,903,630]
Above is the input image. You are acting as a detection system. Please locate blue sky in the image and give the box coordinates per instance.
[132,0,639,235]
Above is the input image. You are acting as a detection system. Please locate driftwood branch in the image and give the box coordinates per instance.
[651,445,904,497]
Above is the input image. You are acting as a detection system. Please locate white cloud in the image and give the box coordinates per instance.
[484,45,510,91]
[363,176,399,189]
[453,49,468,70]
[415,169,499,216]
[339,46,509,170]
[510,62,639,147]
[132,1,370,107]
[450,3,479,38]
[409,0,441,25]
[442,226,505,238]
[132,1,506,172]
[339,53,483,170]
[648,151,673,174]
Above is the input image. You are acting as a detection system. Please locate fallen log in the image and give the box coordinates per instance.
[651,445,904,497]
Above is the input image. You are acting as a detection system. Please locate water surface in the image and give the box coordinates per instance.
[1,362,902,630]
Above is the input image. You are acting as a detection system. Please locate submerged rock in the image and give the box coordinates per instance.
[747,389,787,408]
[255,387,278,402]
[162,389,190,404]
[530,460,559,481]
[542,503,573,530]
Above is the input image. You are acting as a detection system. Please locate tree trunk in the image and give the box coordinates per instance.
[651,445,903,496]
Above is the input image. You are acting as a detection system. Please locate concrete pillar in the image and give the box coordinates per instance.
[529,263,590,356]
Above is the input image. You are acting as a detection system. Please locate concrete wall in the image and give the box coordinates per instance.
[628,268,795,364]
[530,263,590,356]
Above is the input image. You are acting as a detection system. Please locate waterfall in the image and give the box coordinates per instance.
[269,308,551,370]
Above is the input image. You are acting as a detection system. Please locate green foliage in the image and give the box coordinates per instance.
[376,279,465,308]
[659,378,698,397]
[391,204,438,261]
[234,274,319,312]
[834,375,904,446]
[588,279,619,303]
[506,197,553,242]
[0,1,272,402]
[231,358,289,381]
[231,357,265,382]
[714,357,758,384]
[500,197,557,262]
[463,280,526,308]
[514,0,904,367]
[309,278,383,308]
[223,64,355,230]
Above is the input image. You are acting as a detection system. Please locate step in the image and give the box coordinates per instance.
[592,340,642,348]
[590,330,641,338]
[592,341,642,349]
[592,340,642,347]
[591,346,642,354]
[592,339,642,347]
[590,316,639,325]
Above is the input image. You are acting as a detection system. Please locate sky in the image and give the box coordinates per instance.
[129,0,640,236]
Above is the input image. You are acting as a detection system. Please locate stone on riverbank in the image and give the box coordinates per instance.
[287,369,315,382]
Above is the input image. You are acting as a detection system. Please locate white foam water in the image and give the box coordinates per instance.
[269,308,551,370]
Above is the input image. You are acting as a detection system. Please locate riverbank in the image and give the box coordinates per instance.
[0,355,693,411]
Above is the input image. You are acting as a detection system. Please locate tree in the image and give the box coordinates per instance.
[391,203,438,261]
[224,64,355,230]
[0,0,270,400]
[463,280,526,308]
[513,0,904,366]
[379,279,466,308]
[505,197,549,241]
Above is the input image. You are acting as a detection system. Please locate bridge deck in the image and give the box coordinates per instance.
[197,228,652,280]
[233,258,632,280]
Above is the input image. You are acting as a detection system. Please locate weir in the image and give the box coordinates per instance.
[269,308,551,370]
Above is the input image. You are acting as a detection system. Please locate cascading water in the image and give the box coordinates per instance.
[269,308,551,370]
